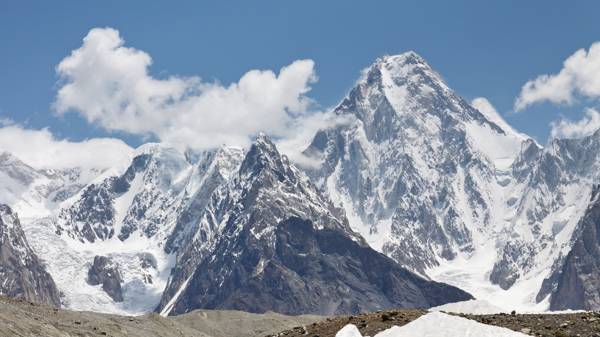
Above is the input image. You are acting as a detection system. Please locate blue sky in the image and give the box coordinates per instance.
[1,0,600,147]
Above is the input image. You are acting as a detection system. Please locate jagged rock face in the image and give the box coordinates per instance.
[87,256,124,302]
[158,135,472,316]
[0,204,60,306]
[304,52,526,274]
[548,186,600,310]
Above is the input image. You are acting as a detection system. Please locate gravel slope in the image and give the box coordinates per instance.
[0,296,320,337]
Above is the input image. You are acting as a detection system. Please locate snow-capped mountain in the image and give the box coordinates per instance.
[2,51,600,314]
[157,135,471,315]
[303,51,600,311]
[304,52,527,273]
[0,204,60,306]
[19,144,244,314]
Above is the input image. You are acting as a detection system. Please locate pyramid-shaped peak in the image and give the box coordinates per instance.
[353,51,447,96]
[383,50,429,66]
[249,133,279,158]
[240,133,296,181]
[378,51,444,84]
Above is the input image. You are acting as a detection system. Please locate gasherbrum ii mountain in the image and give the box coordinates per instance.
[0,204,60,306]
[156,135,471,315]
[2,51,600,314]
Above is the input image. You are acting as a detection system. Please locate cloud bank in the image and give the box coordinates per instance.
[0,122,133,170]
[55,27,318,150]
[515,42,600,111]
[550,108,600,139]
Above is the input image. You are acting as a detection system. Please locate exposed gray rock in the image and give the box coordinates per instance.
[0,204,60,306]
[87,256,124,302]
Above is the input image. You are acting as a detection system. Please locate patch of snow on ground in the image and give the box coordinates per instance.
[335,324,362,337]
[335,312,529,337]
[374,312,529,337]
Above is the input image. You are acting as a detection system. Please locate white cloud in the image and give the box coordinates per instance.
[515,42,600,111]
[550,108,600,139]
[0,123,133,170]
[55,27,318,150]
[275,112,354,168]
[471,97,528,141]
[472,97,501,120]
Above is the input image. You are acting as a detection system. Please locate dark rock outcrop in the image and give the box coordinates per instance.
[87,256,124,302]
[0,204,60,306]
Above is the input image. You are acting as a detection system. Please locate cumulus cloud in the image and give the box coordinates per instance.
[0,123,133,170]
[550,108,600,139]
[55,27,318,150]
[515,42,600,111]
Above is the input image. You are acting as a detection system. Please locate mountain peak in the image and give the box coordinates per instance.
[239,133,289,179]
[254,132,275,149]
[381,50,428,67]
[377,51,446,90]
